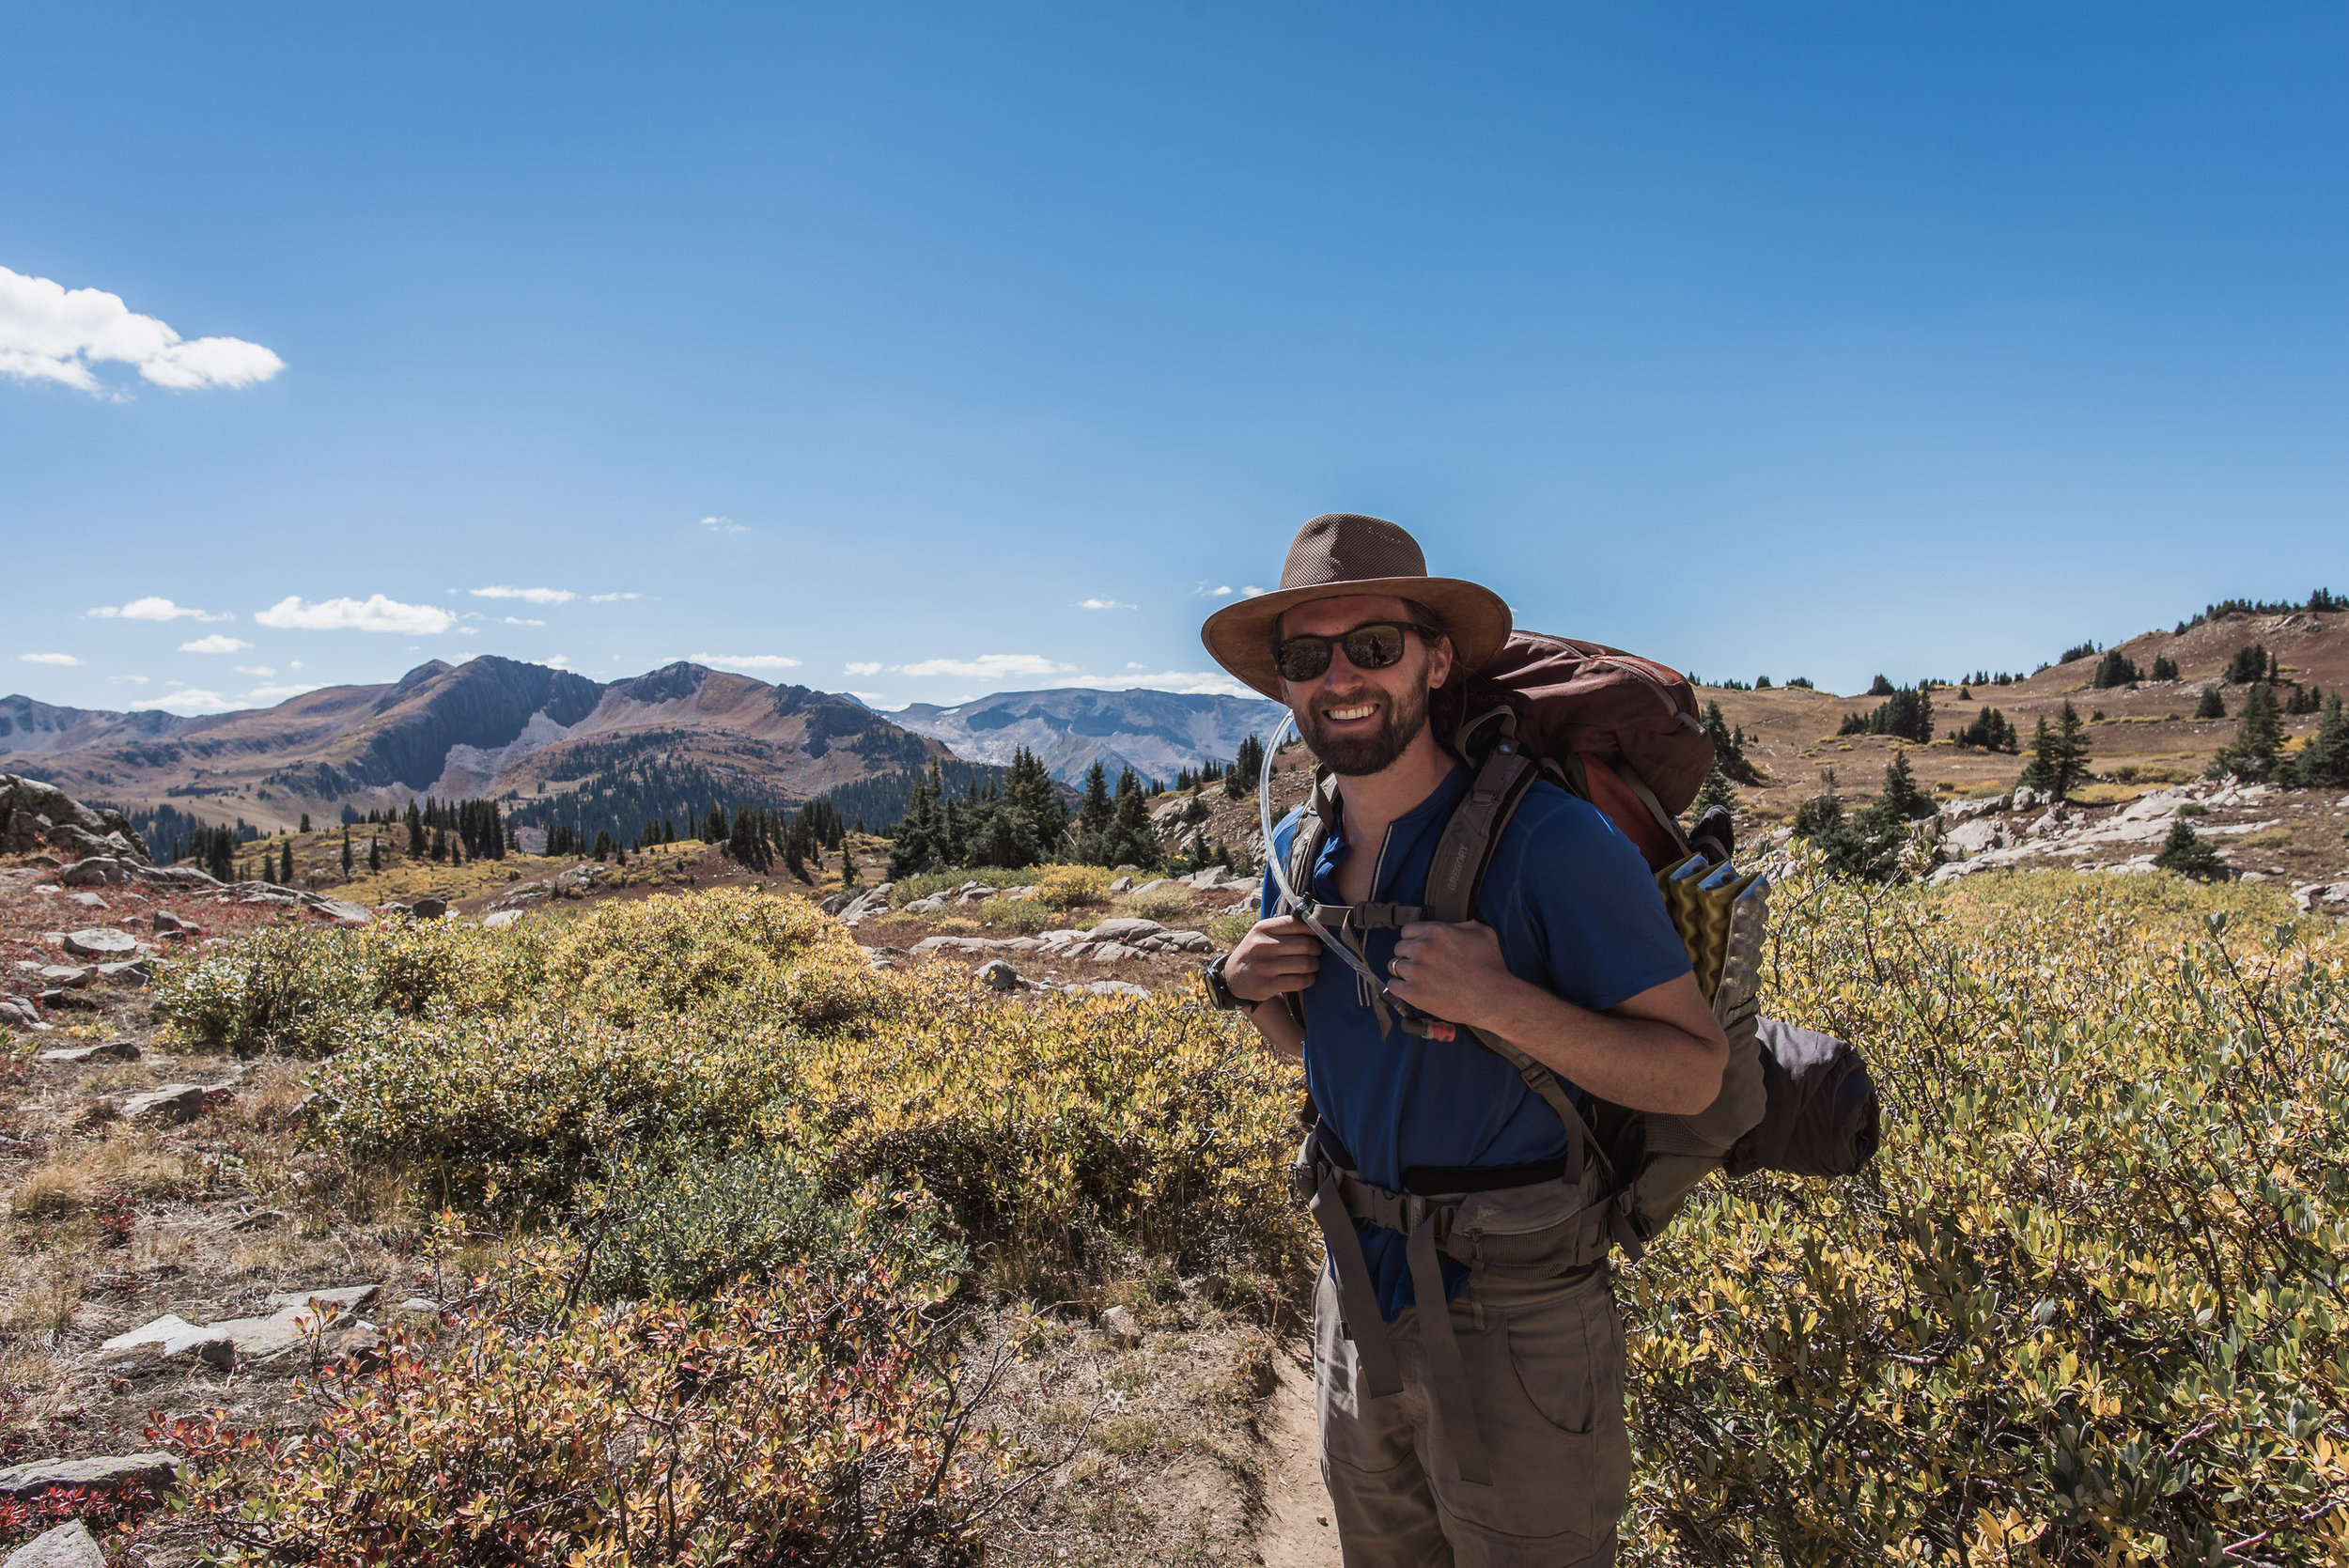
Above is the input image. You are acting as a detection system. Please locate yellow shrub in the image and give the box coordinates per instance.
[1032,863,1112,909]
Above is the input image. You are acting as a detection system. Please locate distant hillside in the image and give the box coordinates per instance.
[890,688,1285,784]
[0,657,948,835]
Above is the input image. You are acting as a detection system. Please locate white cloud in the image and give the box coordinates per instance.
[87,597,232,622]
[290,660,303,669]
[690,652,803,672]
[243,682,320,701]
[890,654,1072,680]
[589,591,641,603]
[254,594,456,634]
[105,675,149,685]
[844,660,884,676]
[1078,598,1138,611]
[148,687,236,713]
[699,515,747,536]
[0,267,284,395]
[470,585,575,605]
[545,654,572,669]
[1241,585,1267,598]
[19,652,82,666]
[233,664,276,676]
[848,691,899,707]
[1198,584,1235,598]
[502,616,545,627]
[179,634,252,654]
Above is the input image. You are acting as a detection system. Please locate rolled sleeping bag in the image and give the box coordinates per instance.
[1723,1017,1883,1180]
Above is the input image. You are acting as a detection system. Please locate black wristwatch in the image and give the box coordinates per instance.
[1203,953,1261,1014]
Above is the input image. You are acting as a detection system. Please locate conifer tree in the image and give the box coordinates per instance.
[1227,736,1265,799]
[299,813,312,834]
[367,835,381,874]
[2214,681,2284,781]
[1877,748,1933,820]
[1687,759,1739,821]
[2153,818,2226,880]
[1077,761,1113,837]
[2151,653,2180,682]
[2195,685,2227,720]
[406,800,426,855]
[840,838,859,888]
[2279,692,2349,787]
[341,827,353,876]
[279,839,295,883]
[2020,702,2092,800]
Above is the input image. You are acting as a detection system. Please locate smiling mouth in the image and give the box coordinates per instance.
[1321,703,1379,722]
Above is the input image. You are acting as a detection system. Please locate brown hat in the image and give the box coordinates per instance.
[1201,513,1512,700]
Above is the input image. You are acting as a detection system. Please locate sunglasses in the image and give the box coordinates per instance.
[1271,621,1439,684]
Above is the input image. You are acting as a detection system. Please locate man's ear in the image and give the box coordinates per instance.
[1424,635,1455,691]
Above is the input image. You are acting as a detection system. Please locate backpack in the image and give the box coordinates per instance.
[1275,630,1878,1255]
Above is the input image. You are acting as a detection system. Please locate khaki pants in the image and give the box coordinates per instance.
[1315,1257,1632,1568]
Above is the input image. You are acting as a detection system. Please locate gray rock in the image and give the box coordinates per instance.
[1130,878,1184,897]
[481,909,526,929]
[133,864,222,891]
[408,896,448,919]
[58,858,132,888]
[64,893,105,909]
[38,1041,138,1064]
[975,959,1022,992]
[899,894,949,915]
[303,894,373,925]
[1098,1305,1144,1348]
[0,997,41,1030]
[35,966,88,987]
[95,960,152,986]
[1088,941,1143,962]
[0,1452,178,1499]
[122,1084,208,1125]
[397,1296,441,1315]
[99,1314,237,1372]
[5,1519,105,1568]
[2294,880,2349,915]
[61,927,137,958]
[1158,929,1217,955]
[151,908,198,933]
[836,885,894,926]
[910,935,1039,956]
[266,1283,379,1312]
[1108,876,1134,893]
[2010,784,2043,811]
[1085,917,1166,945]
[1084,980,1151,999]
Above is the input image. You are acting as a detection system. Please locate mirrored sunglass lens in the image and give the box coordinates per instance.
[1276,639,1331,680]
[1344,626,1406,668]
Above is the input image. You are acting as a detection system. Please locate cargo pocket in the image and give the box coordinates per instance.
[1438,1294,1602,1547]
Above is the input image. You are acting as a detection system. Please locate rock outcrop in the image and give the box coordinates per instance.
[0,775,148,863]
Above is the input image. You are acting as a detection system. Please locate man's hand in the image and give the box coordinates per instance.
[1387,920,1518,1032]
[1223,914,1322,1002]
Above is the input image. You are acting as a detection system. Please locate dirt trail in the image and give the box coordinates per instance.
[1255,1343,1343,1567]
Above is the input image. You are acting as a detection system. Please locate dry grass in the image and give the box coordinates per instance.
[8,1136,187,1219]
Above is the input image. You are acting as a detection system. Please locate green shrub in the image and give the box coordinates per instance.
[976,898,1054,935]
[1113,885,1198,924]
[585,1136,965,1304]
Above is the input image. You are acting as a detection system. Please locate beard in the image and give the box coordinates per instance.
[1298,679,1433,777]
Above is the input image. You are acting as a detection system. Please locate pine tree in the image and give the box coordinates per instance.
[367,835,381,874]
[406,800,426,855]
[2151,653,2180,682]
[2195,685,2227,720]
[2214,681,2284,781]
[1877,748,1933,820]
[279,839,295,884]
[2153,818,2226,880]
[840,838,859,888]
[2280,692,2349,787]
[2019,702,2092,800]
[1077,761,1113,837]
[1687,759,1739,821]
[299,813,312,834]
[341,827,353,876]
[1227,736,1265,800]
[2224,644,2269,684]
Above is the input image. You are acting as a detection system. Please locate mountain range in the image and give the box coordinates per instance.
[0,657,1283,834]
[890,688,1285,785]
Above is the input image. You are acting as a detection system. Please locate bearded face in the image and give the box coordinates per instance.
[1298,671,1435,776]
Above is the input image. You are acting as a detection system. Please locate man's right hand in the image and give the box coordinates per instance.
[1223,914,1322,1002]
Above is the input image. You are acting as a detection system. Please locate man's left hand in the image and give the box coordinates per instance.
[1386,920,1521,1032]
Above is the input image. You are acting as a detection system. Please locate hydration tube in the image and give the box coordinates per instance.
[1257,713,1455,1040]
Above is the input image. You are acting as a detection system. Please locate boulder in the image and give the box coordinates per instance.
[833,885,894,925]
[0,997,41,1031]
[133,864,223,891]
[1085,917,1167,945]
[151,909,199,934]
[0,1452,179,1499]
[899,894,949,915]
[303,894,372,925]
[2294,880,2349,916]
[99,1314,237,1372]
[58,858,132,888]
[64,893,105,909]
[35,967,88,988]
[122,1084,208,1125]
[1088,941,1143,962]
[1130,878,1184,898]
[975,958,1022,992]
[482,909,527,929]
[5,1519,105,1568]
[2009,784,2043,811]
[61,927,137,959]
[38,1041,139,1064]
[96,960,152,986]
[1098,1304,1144,1349]
[1156,929,1217,955]
[1108,876,1134,893]
[910,935,1038,956]
[408,896,449,919]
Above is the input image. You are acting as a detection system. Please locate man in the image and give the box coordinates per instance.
[1199,513,1727,1567]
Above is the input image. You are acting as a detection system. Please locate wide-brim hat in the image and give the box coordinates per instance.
[1201,513,1512,700]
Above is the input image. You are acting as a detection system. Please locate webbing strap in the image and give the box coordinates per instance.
[1408,1215,1492,1487]
[1310,1173,1402,1398]
[1607,756,1693,860]
[1468,1023,1593,1191]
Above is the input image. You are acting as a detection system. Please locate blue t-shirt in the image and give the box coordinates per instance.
[1262,765,1692,1319]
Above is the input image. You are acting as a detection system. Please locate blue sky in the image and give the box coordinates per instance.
[7,4,2348,715]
